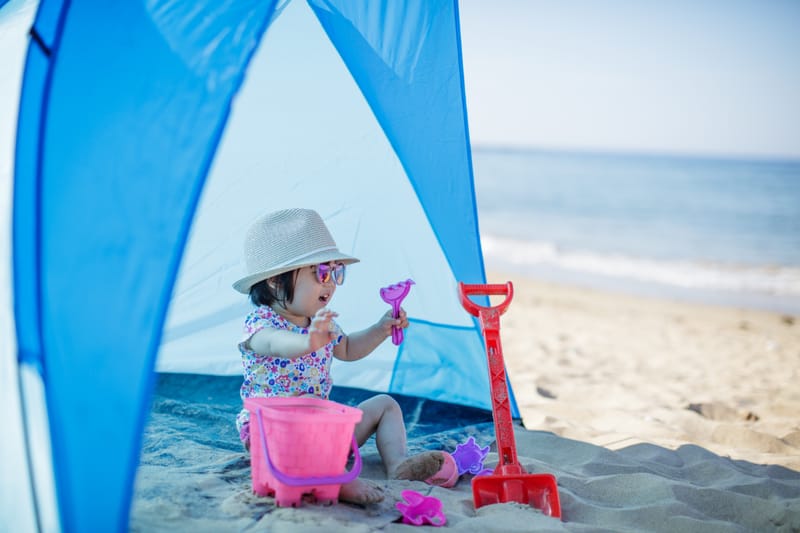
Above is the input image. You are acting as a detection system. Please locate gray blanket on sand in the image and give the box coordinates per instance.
[130,373,800,532]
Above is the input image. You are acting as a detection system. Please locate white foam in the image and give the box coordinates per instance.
[481,234,800,297]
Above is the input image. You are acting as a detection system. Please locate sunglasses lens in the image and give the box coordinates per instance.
[315,263,345,285]
[316,264,331,284]
[334,263,345,285]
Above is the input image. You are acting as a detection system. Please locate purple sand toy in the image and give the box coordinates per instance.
[379,279,415,345]
[452,436,493,476]
[396,490,446,527]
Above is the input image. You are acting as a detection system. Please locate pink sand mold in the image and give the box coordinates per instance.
[424,451,459,488]
[396,490,447,527]
[379,278,415,345]
[452,436,493,476]
[244,396,363,507]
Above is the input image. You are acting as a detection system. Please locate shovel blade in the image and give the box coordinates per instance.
[472,473,561,518]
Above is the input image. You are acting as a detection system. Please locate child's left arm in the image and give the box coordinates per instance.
[334,308,408,361]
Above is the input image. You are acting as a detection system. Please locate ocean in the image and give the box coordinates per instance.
[471,148,800,314]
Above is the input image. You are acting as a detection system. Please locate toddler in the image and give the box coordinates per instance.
[233,208,445,504]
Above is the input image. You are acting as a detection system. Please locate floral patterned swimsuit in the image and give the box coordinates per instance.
[235,305,343,444]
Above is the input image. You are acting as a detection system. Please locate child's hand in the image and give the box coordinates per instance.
[378,308,408,338]
[308,308,339,352]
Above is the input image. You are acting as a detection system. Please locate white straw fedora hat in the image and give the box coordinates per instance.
[232,208,359,294]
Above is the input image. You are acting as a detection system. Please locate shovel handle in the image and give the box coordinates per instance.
[458,282,514,318]
[458,282,514,335]
[458,282,521,471]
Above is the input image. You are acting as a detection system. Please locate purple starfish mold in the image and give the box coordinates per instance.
[451,436,492,476]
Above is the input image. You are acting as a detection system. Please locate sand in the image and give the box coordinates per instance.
[493,272,800,472]
[131,272,800,531]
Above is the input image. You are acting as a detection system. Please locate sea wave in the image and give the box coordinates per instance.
[481,234,800,297]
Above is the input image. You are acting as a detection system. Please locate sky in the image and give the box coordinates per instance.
[2,0,798,161]
[458,0,800,160]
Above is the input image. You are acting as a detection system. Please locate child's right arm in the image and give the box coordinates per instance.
[246,308,339,358]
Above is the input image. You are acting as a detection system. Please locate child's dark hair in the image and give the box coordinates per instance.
[249,270,297,307]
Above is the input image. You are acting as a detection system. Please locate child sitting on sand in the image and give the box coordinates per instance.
[233,208,445,504]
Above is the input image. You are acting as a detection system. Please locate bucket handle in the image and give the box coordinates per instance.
[255,407,362,487]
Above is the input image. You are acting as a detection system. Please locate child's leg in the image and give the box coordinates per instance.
[355,394,444,480]
[354,394,407,473]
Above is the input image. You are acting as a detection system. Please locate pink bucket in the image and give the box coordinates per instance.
[244,396,363,507]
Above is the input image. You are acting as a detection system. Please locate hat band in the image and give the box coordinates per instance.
[258,245,339,274]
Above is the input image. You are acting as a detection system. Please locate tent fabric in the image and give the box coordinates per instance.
[11,1,281,530]
[1,4,50,533]
[309,0,485,282]
[1,0,520,531]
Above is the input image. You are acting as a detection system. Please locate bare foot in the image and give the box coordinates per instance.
[338,478,384,505]
[391,451,444,481]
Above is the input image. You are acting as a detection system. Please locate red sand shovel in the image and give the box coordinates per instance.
[458,282,562,518]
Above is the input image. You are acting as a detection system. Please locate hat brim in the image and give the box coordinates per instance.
[232,250,360,294]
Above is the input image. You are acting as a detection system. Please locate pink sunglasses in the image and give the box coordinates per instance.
[314,262,346,285]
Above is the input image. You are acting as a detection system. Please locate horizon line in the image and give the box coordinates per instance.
[470,142,800,165]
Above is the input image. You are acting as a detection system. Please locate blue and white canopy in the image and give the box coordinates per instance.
[0,1,519,531]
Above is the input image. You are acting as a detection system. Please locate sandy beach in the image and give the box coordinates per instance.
[492,271,800,472]
[132,272,800,532]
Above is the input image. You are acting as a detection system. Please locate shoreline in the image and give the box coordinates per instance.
[487,270,800,471]
[484,257,800,316]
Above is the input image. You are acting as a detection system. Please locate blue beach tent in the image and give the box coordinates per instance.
[0,0,519,531]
